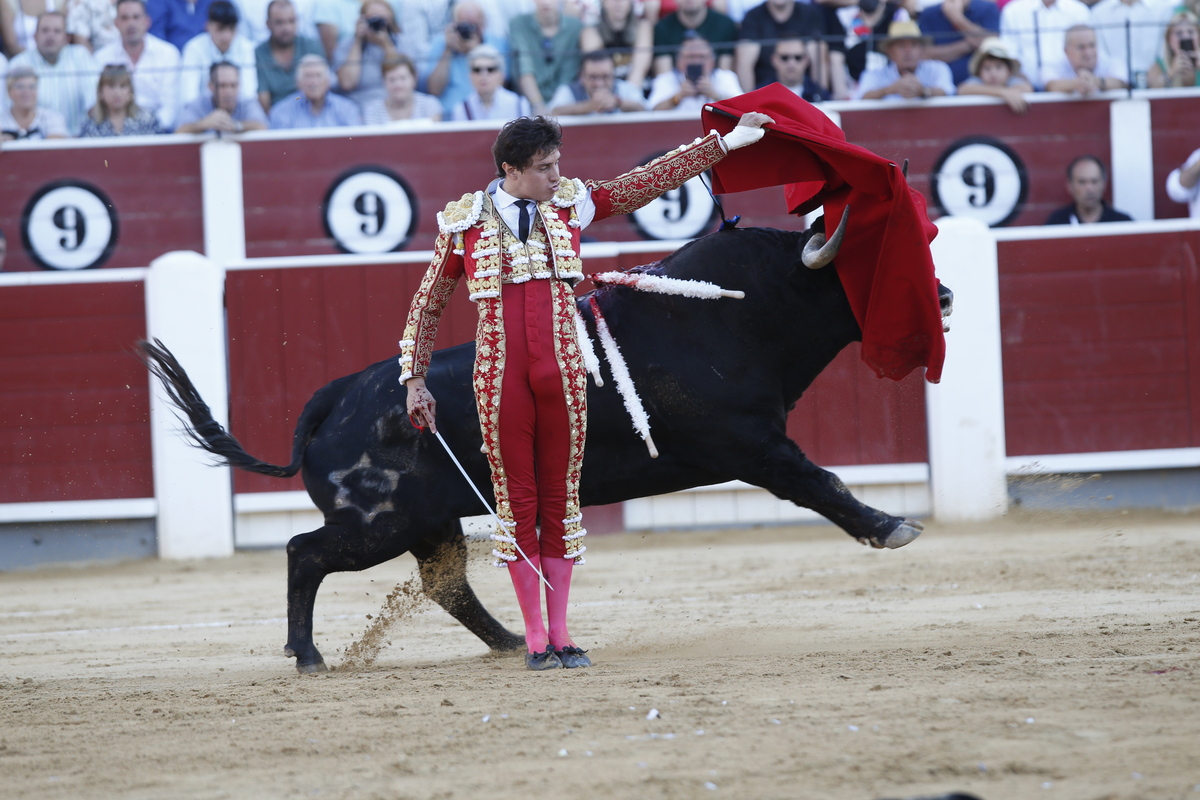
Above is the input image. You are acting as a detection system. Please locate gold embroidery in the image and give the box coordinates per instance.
[550,280,589,562]
[400,231,462,381]
[590,131,726,218]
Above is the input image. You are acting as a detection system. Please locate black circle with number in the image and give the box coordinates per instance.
[628,152,717,241]
[322,165,419,254]
[930,136,1029,228]
[20,180,120,271]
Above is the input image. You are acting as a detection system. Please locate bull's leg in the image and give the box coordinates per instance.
[284,520,412,674]
[410,524,525,652]
[740,437,923,549]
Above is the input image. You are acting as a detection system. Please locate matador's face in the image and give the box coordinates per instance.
[502,149,562,203]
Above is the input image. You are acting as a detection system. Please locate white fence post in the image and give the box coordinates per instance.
[925,217,1009,521]
[200,138,247,262]
[1110,98,1154,221]
[145,251,233,559]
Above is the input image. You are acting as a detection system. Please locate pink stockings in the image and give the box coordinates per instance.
[508,555,576,654]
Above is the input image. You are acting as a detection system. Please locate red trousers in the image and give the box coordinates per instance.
[497,279,571,560]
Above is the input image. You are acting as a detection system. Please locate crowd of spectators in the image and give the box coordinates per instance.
[1,0,1198,140]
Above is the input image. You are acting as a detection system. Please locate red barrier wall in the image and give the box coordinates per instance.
[0,281,152,502]
[0,143,205,273]
[1151,96,1200,221]
[841,100,1113,228]
[998,230,1200,456]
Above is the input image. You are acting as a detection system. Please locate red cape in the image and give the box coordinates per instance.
[702,84,945,383]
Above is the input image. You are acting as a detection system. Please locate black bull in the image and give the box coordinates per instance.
[140,224,950,674]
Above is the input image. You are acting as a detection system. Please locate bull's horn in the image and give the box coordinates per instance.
[901,158,909,179]
[801,207,850,270]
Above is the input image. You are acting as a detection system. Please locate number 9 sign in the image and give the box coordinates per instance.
[322,166,418,253]
[21,180,120,270]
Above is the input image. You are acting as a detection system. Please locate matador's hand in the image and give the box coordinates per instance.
[723,111,776,151]
[405,377,438,433]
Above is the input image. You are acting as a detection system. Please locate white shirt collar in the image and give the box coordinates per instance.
[491,181,534,211]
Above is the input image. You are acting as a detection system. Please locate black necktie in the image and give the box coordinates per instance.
[516,200,531,243]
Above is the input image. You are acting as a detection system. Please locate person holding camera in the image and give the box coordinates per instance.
[423,1,507,117]
[1148,11,1200,88]
[333,0,405,108]
[648,32,742,111]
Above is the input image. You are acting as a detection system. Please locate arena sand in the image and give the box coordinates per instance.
[2,510,1199,800]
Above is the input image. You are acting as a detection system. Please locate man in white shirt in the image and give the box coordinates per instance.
[1090,0,1173,85]
[95,0,182,129]
[1000,0,1093,88]
[647,34,742,112]
[1166,147,1200,219]
[855,20,957,100]
[549,51,645,116]
[10,11,99,135]
[179,0,259,105]
[1044,23,1128,92]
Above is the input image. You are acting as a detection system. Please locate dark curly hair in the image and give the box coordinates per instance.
[492,116,562,178]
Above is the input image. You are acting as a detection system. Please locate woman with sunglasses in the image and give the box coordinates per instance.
[80,63,163,135]
[450,43,532,121]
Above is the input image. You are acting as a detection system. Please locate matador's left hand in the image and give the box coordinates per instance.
[724,112,776,151]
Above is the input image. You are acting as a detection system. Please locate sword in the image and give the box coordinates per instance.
[433,429,553,591]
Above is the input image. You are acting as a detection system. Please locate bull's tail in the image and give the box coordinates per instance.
[137,338,330,479]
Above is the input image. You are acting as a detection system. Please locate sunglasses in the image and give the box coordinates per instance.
[471,65,499,73]
[776,53,806,62]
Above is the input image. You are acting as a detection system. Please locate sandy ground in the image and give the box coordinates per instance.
[2,510,1200,800]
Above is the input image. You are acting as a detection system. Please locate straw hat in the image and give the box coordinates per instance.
[881,20,932,48]
[969,37,1022,77]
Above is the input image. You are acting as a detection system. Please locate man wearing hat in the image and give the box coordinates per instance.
[958,37,1033,113]
[179,0,259,107]
[855,20,956,100]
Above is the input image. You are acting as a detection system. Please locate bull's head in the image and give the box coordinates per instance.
[800,207,849,270]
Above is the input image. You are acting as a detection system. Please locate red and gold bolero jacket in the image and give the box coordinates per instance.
[398,130,729,384]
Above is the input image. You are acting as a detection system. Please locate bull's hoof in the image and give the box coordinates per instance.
[284,644,328,674]
[858,519,924,550]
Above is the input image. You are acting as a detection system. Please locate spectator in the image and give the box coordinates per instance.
[918,0,1000,86]
[648,32,741,110]
[1,0,57,56]
[770,34,829,100]
[1147,11,1200,88]
[1166,146,1200,218]
[231,0,272,43]
[855,20,955,99]
[423,1,506,117]
[1,65,69,138]
[175,58,267,130]
[390,0,449,75]
[471,0,534,39]
[999,0,1091,89]
[654,0,739,75]
[825,0,912,101]
[255,0,323,110]
[79,62,163,133]
[580,0,653,90]
[449,42,531,120]
[179,0,257,105]
[362,52,442,123]
[549,49,645,114]
[268,52,359,125]
[510,0,582,114]
[736,0,826,92]
[333,0,405,108]
[1091,0,1173,87]
[10,11,98,134]
[67,0,119,51]
[957,35,1032,112]
[312,0,357,59]
[95,0,181,129]
[1044,155,1133,224]
[147,0,216,50]
[1043,23,1128,93]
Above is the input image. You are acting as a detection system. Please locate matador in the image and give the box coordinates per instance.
[401,113,773,670]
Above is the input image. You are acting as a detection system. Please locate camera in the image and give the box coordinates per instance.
[366,15,388,32]
[685,63,703,82]
[456,21,478,40]
[1181,37,1196,54]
